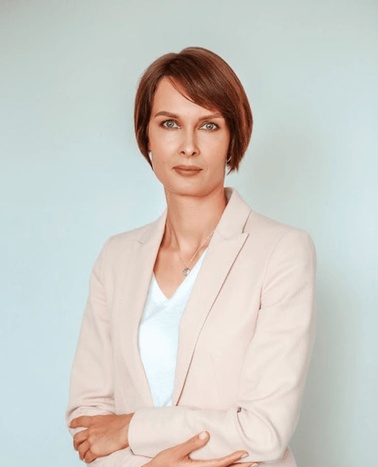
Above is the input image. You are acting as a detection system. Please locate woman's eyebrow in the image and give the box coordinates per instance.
[154,111,179,118]
[201,113,223,120]
[154,111,223,119]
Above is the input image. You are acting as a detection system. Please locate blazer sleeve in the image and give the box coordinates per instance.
[128,230,316,464]
[66,240,150,467]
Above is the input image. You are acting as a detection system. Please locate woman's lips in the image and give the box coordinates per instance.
[173,165,202,176]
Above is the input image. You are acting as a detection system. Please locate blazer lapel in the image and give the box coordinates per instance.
[173,188,251,404]
[118,212,166,407]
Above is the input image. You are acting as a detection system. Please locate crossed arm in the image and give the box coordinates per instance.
[70,414,255,466]
[67,230,316,466]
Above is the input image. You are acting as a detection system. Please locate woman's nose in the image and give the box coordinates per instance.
[179,129,199,157]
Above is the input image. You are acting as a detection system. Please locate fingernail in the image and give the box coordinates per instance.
[240,452,248,459]
[199,431,208,440]
[252,463,258,466]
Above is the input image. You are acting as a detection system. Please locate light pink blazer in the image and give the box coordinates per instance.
[67,188,316,467]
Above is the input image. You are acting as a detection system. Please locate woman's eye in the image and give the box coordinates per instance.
[162,120,179,129]
[201,122,218,131]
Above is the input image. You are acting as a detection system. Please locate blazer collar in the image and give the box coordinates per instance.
[172,188,252,403]
[136,187,251,244]
[137,210,167,245]
[117,214,166,407]
[212,187,252,239]
[119,188,252,407]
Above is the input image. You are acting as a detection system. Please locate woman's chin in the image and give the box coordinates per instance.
[164,182,225,200]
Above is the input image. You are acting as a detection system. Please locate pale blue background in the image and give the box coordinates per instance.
[0,1,377,466]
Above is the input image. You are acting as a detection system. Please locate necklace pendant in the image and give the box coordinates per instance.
[182,268,191,276]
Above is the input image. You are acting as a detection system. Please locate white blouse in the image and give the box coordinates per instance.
[138,251,207,407]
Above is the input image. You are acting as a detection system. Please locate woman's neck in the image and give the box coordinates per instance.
[163,186,227,254]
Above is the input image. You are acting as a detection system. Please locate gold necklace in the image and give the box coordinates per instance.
[174,231,214,276]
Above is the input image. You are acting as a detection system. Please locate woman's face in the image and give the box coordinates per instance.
[147,78,230,199]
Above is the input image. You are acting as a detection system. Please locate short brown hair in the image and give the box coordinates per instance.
[134,47,253,172]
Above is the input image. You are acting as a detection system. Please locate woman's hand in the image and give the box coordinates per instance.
[144,431,257,467]
[70,413,133,463]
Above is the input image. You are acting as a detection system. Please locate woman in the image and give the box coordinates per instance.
[67,47,316,467]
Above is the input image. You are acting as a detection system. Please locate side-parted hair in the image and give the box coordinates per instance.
[134,47,253,172]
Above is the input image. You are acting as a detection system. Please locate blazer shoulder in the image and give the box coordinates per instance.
[246,209,307,233]
[245,210,316,259]
[108,221,156,245]
[228,189,314,245]
[96,213,165,262]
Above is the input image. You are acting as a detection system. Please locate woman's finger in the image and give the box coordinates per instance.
[73,429,88,450]
[229,463,258,467]
[173,432,250,467]
[70,416,92,429]
[170,431,210,458]
[84,449,97,463]
[78,440,90,461]
[199,450,251,467]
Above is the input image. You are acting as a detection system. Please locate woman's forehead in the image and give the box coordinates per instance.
[151,78,222,117]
